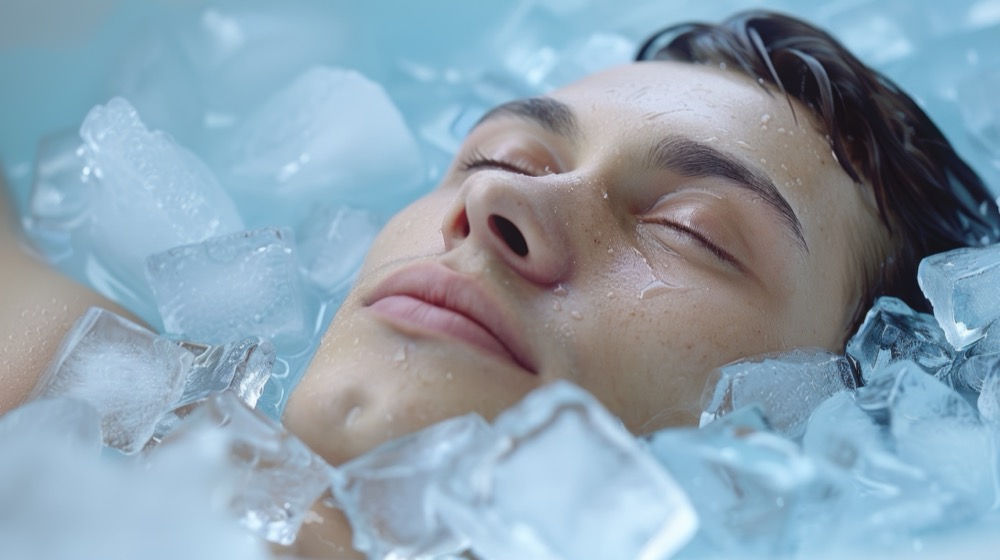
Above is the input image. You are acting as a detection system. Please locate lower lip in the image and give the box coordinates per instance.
[368,295,524,370]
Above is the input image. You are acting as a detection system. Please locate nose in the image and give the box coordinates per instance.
[442,172,573,285]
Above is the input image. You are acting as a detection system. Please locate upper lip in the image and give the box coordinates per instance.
[364,263,537,374]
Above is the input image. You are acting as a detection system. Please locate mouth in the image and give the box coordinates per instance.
[364,263,537,375]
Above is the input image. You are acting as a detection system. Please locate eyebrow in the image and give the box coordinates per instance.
[472,97,579,138]
[473,97,807,253]
[646,136,809,253]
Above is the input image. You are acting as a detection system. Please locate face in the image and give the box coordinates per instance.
[284,61,885,466]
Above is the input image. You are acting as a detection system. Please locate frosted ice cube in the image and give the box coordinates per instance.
[0,397,102,454]
[28,307,191,454]
[332,414,491,559]
[145,226,310,348]
[431,381,697,560]
[0,401,270,560]
[28,130,92,228]
[161,391,333,545]
[857,362,995,515]
[649,407,847,557]
[917,244,1000,349]
[979,365,1000,425]
[226,66,424,222]
[846,296,955,382]
[297,204,382,295]
[79,97,244,290]
[700,347,857,439]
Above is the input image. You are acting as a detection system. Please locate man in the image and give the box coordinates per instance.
[0,10,996,558]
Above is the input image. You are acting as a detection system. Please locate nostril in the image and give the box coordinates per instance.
[489,214,529,257]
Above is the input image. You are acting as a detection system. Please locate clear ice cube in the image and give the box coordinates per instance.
[296,204,382,295]
[846,296,955,382]
[160,391,333,545]
[949,324,1000,393]
[145,226,310,348]
[332,413,491,559]
[649,406,847,557]
[173,336,275,409]
[917,244,1000,349]
[802,391,962,549]
[28,129,92,228]
[28,307,191,454]
[79,97,244,290]
[431,381,698,560]
[700,347,857,439]
[856,361,995,515]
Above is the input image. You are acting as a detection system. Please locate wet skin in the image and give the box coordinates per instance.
[283,60,888,469]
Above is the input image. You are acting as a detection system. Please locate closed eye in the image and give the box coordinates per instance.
[641,217,744,271]
[459,148,538,176]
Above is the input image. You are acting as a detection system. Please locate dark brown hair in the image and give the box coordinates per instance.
[636,10,1000,319]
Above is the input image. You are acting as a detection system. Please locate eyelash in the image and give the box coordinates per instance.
[642,218,742,269]
[459,148,535,176]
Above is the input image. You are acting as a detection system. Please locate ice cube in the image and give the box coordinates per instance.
[700,347,857,439]
[145,226,310,349]
[28,129,92,229]
[332,413,491,559]
[0,401,270,560]
[949,325,1000,392]
[846,296,955,382]
[648,406,847,557]
[78,97,244,291]
[802,391,962,549]
[159,391,333,545]
[225,66,424,224]
[28,307,191,454]
[917,244,1000,349]
[0,397,102,454]
[431,381,698,560]
[856,362,995,515]
[173,336,275,409]
[296,204,382,295]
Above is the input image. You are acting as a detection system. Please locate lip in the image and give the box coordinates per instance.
[364,263,537,374]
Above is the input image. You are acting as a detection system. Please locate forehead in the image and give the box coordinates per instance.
[544,60,863,235]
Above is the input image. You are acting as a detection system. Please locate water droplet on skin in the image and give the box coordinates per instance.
[606,292,615,299]
[602,191,609,199]
[553,284,568,297]
[760,124,768,131]
[607,247,614,254]
[544,165,552,174]
[570,311,583,320]
[735,140,754,151]
[777,127,786,134]
[760,114,771,123]
[760,158,767,164]
[445,371,454,380]
[394,345,407,362]
[553,300,562,312]
[639,279,671,299]
[345,406,362,427]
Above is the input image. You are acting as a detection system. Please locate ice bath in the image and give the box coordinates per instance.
[3,1,1000,558]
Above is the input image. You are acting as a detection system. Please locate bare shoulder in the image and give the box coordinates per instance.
[0,174,136,415]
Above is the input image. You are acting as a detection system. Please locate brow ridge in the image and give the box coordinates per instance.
[472,97,579,138]
[647,136,809,253]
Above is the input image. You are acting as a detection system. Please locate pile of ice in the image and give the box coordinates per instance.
[6,239,1000,558]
